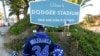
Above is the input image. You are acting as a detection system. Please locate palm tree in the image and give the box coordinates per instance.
[9,5,21,21]
[68,0,79,4]
[68,0,92,8]
[14,0,29,18]
[6,0,35,18]
[6,0,21,21]
[80,0,93,8]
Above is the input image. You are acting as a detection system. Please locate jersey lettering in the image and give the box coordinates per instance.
[32,45,49,56]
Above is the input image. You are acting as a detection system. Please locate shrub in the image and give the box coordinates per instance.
[4,38,25,51]
[46,26,66,32]
[47,32,59,43]
[9,16,32,35]
[68,25,100,56]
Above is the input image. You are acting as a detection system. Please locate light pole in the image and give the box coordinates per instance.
[2,0,8,26]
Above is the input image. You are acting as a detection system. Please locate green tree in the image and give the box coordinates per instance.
[6,0,21,21]
[7,0,35,18]
[9,5,21,21]
[14,0,29,18]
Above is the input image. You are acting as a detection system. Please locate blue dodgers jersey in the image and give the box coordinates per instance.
[23,33,54,56]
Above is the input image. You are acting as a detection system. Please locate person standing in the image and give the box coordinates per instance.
[23,26,55,56]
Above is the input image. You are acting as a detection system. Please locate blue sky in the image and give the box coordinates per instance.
[0,0,100,22]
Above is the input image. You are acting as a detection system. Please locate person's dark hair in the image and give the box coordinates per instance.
[36,25,45,32]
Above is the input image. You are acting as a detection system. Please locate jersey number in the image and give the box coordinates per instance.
[32,45,49,56]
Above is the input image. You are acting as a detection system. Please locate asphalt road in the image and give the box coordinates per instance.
[0,26,10,56]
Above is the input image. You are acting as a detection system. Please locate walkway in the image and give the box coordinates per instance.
[56,32,70,56]
[0,27,10,56]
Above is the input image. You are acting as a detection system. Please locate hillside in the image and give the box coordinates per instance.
[3,16,100,56]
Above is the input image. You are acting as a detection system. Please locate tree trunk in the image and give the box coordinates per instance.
[23,7,28,18]
[16,13,20,21]
[23,0,29,18]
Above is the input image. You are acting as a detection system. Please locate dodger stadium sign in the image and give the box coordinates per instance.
[30,0,80,27]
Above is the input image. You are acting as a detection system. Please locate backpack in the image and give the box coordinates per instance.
[53,44,64,56]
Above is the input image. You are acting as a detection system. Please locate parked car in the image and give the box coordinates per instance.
[0,23,4,27]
